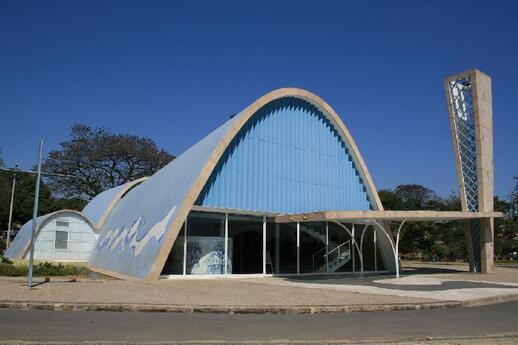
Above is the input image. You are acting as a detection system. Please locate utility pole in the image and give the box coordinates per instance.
[6,164,18,249]
[28,140,43,288]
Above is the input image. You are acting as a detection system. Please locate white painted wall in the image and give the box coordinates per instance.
[28,212,98,262]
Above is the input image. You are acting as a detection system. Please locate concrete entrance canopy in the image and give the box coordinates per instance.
[275,210,502,223]
[275,210,502,278]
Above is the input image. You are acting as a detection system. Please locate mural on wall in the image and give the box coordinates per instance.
[95,206,177,257]
[89,111,238,279]
[187,236,232,274]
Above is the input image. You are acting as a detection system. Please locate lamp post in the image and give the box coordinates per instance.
[0,142,79,287]
[6,164,18,249]
[27,139,43,288]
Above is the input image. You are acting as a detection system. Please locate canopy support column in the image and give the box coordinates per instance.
[332,221,363,276]
[369,219,399,278]
[359,224,370,274]
[394,220,407,278]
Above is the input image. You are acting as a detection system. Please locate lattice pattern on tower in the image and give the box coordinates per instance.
[447,77,479,212]
[447,75,481,271]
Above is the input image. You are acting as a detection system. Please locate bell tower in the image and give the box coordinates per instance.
[445,69,494,273]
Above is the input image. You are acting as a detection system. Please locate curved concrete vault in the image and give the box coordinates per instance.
[89,88,395,279]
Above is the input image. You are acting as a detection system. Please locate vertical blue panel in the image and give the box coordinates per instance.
[196,97,372,213]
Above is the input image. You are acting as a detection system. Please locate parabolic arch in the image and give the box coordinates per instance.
[89,88,394,280]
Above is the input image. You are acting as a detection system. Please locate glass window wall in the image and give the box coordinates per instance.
[299,222,327,273]
[161,224,185,275]
[228,214,263,274]
[186,211,226,275]
[160,211,388,277]
[360,226,375,271]
[374,229,385,271]
[266,222,297,274]
[327,222,353,272]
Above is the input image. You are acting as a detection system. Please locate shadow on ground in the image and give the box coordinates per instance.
[282,264,517,292]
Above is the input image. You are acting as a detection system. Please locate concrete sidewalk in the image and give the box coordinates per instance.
[0,262,517,314]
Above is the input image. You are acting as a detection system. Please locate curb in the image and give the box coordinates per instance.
[2,334,518,345]
[0,300,463,314]
[1,294,517,314]
[460,293,518,307]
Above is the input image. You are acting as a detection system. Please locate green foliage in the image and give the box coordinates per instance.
[0,237,5,254]
[0,170,87,250]
[494,195,518,260]
[51,197,88,211]
[393,184,441,210]
[0,256,86,277]
[511,176,518,221]
[380,182,518,262]
[0,172,52,235]
[43,124,175,199]
[1,255,13,265]
[1,124,173,247]
[377,190,401,210]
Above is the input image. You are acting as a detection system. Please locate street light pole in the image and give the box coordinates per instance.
[28,140,43,288]
[6,164,18,249]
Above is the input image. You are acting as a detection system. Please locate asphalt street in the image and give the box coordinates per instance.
[0,301,517,344]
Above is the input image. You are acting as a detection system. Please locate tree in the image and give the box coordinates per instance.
[0,171,85,231]
[442,194,461,211]
[379,184,443,211]
[492,179,518,260]
[493,197,514,259]
[379,185,464,260]
[378,189,401,210]
[394,184,441,210]
[0,172,56,251]
[510,176,518,221]
[379,180,518,262]
[0,149,84,251]
[43,124,175,199]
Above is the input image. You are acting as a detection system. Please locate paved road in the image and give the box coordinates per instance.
[0,302,517,344]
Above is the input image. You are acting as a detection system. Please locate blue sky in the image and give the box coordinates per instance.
[0,0,516,199]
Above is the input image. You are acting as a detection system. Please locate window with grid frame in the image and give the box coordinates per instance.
[55,230,68,250]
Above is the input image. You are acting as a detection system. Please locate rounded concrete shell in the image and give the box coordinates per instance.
[89,88,393,279]
[82,177,148,229]
[5,210,98,262]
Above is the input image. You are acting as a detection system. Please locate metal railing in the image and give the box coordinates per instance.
[311,240,351,272]
[312,246,326,271]
[328,240,350,258]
